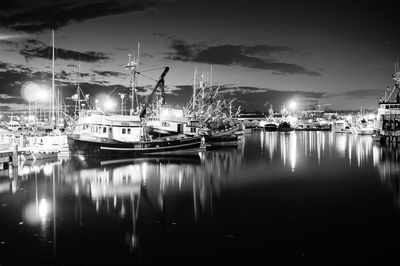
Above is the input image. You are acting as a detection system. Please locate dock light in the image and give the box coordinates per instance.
[21,82,49,102]
[105,99,116,111]
[289,101,297,110]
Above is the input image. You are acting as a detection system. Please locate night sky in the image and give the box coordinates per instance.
[0,0,399,114]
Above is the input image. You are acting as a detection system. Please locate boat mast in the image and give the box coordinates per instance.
[125,43,140,115]
[210,64,213,87]
[193,66,197,110]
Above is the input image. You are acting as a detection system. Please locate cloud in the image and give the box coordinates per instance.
[0,58,328,114]
[0,102,29,112]
[0,0,161,32]
[0,94,20,99]
[334,89,383,98]
[93,70,125,77]
[170,84,327,112]
[166,39,321,76]
[21,46,110,62]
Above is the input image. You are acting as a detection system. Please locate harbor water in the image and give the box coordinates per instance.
[1,131,400,265]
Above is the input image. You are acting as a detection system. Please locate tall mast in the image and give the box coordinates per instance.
[51,29,55,128]
[125,43,141,115]
[193,66,197,110]
[210,64,213,87]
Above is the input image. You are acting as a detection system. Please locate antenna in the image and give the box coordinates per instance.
[136,42,140,65]
[193,66,197,110]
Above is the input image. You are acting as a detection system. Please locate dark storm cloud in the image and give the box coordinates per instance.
[0,60,132,111]
[93,70,125,77]
[20,46,110,62]
[0,0,161,32]
[166,39,321,76]
[335,89,383,98]
[173,84,327,112]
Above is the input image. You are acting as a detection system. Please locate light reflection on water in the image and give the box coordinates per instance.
[1,131,400,264]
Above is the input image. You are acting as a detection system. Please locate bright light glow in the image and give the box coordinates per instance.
[23,198,50,225]
[21,82,49,102]
[38,199,49,220]
[37,89,49,101]
[105,99,116,110]
[288,101,297,110]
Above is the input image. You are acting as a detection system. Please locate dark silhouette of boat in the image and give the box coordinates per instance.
[264,123,278,131]
[277,122,293,132]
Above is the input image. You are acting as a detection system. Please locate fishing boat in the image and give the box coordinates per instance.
[68,60,203,157]
[374,64,400,143]
[332,119,352,133]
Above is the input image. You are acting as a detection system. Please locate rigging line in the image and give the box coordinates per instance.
[139,67,166,73]
[137,72,158,82]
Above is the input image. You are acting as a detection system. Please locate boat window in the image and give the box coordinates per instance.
[103,127,107,133]
[127,128,131,134]
[122,128,126,134]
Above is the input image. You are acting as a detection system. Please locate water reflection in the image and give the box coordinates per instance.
[3,132,400,264]
[262,132,374,169]
[373,145,400,207]
[0,146,244,262]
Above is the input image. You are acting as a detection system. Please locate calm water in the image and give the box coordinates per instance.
[1,131,400,265]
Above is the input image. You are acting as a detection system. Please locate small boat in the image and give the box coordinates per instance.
[332,120,352,133]
[264,123,278,131]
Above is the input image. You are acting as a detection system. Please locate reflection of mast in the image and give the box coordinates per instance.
[51,30,55,128]
[52,168,57,257]
[193,178,198,221]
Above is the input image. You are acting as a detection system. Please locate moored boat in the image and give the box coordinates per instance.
[374,66,400,143]
[68,64,204,158]
[264,123,278,131]
[277,122,293,132]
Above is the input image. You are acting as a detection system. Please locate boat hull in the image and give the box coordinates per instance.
[264,124,278,131]
[67,134,203,157]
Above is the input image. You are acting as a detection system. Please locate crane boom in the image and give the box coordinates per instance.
[139,67,169,118]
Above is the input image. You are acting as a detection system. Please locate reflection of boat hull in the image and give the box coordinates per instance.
[67,134,203,157]
[205,134,238,149]
[206,141,238,150]
[353,127,374,135]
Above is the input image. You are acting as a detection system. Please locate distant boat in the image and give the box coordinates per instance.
[264,123,278,131]
[332,120,352,133]
[277,122,293,132]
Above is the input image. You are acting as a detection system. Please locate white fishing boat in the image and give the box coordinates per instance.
[374,64,400,143]
[68,57,203,158]
[332,119,352,133]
